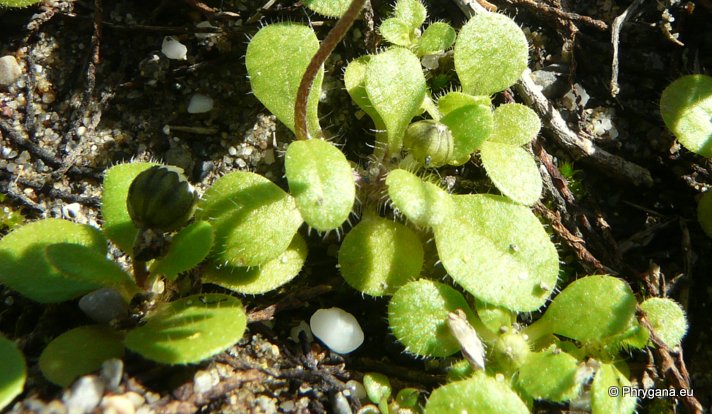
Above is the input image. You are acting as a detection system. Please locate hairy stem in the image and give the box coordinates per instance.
[294,0,367,141]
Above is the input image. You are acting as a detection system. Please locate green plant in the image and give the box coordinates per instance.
[0,1,691,412]
[0,0,41,7]
[660,74,712,238]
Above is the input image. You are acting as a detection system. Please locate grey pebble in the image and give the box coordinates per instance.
[330,392,352,414]
[63,376,105,414]
[79,288,128,324]
[101,359,124,391]
[0,55,21,87]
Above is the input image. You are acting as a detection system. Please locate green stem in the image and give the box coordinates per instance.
[294,0,367,141]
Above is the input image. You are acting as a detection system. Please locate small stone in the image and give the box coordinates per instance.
[310,308,364,354]
[345,380,368,403]
[101,395,135,414]
[161,37,187,60]
[330,392,352,414]
[289,320,313,343]
[0,55,21,87]
[64,375,105,414]
[79,288,128,324]
[100,359,124,391]
[62,202,82,219]
[187,94,214,114]
[193,370,216,394]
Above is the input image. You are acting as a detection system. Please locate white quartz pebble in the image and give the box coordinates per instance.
[310,307,364,354]
[161,37,187,60]
[187,94,214,113]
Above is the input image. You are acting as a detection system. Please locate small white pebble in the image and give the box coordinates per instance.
[62,202,82,219]
[79,288,128,324]
[100,359,124,391]
[187,94,214,113]
[193,370,215,394]
[101,395,135,414]
[310,307,364,354]
[161,37,187,60]
[0,55,21,87]
[64,375,105,414]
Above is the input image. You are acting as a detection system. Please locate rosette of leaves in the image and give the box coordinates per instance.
[379,0,457,57]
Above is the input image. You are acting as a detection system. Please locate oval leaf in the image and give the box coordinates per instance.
[203,233,307,295]
[365,48,426,153]
[150,220,214,280]
[517,347,582,402]
[441,103,493,163]
[45,243,137,299]
[302,0,351,17]
[640,297,688,348]
[660,74,712,157]
[385,169,453,228]
[344,56,385,129]
[433,194,558,311]
[394,0,427,29]
[425,372,529,414]
[0,336,25,411]
[0,219,108,303]
[542,275,637,343]
[102,162,157,254]
[455,12,529,96]
[246,24,323,137]
[389,279,475,357]
[285,139,355,232]
[339,216,423,296]
[39,325,124,386]
[380,18,414,47]
[125,294,246,364]
[488,103,541,145]
[197,171,303,267]
[480,142,542,205]
[418,22,456,55]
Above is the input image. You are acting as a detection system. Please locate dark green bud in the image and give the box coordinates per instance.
[127,165,198,232]
[403,120,454,168]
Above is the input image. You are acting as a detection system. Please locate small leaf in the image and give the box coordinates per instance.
[0,336,25,411]
[246,24,323,137]
[425,372,529,414]
[380,18,414,47]
[441,102,493,163]
[339,216,423,296]
[697,191,712,238]
[363,372,392,405]
[344,56,385,129]
[39,325,124,386]
[197,171,303,267]
[437,92,490,116]
[517,347,582,403]
[480,142,542,205]
[541,275,637,343]
[0,219,108,303]
[660,74,712,157]
[385,169,453,228]
[150,220,214,280]
[640,297,688,348]
[301,0,351,17]
[591,362,637,414]
[418,22,456,55]
[488,103,541,145]
[433,194,558,311]
[285,139,355,232]
[45,243,137,299]
[125,294,247,364]
[203,233,307,295]
[455,12,529,95]
[388,279,476,357]
[396,388,420,408]
[475,300,515,333]
[394,0,427,29]
[102,162,157,254]
[366,48,426,153]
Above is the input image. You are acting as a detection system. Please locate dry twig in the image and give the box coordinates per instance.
[610,0,645,97]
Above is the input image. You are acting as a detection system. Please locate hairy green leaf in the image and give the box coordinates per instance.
[489,103,541,145]
[437,92,490,116]
[0,219,108,303]
[0,336,25,411]
[385,169,453,228]
[150,220,214,280]
[301,0,351,17]
[517,347,582,402]
[591,362,637,414]
[480,142,542,205]
[339,216,423,296]
[197,171,303,267]
[344,56,385,129]
[697,190,712,238]
[455,12,528,95]
[380,18,414,47]
[125,294,246,364]
[418,22,456,55]
[39,326,124,386]
[660,74,712,157]
[103,162,157,254]
[365,48,426,153]
[426,372,529,414]
[0,0,42,7]
[475,300,515,333]
[203,233,307,295]
[434,194,558,311]
[640,297,688,348]
[389,279,476,357]
[246,24,322,137]
[394,0,427,29]
[441,102,493,163]
[285,139,355,231]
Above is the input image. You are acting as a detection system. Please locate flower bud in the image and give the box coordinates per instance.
[403,120,454,167]
[127,165,198,232]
